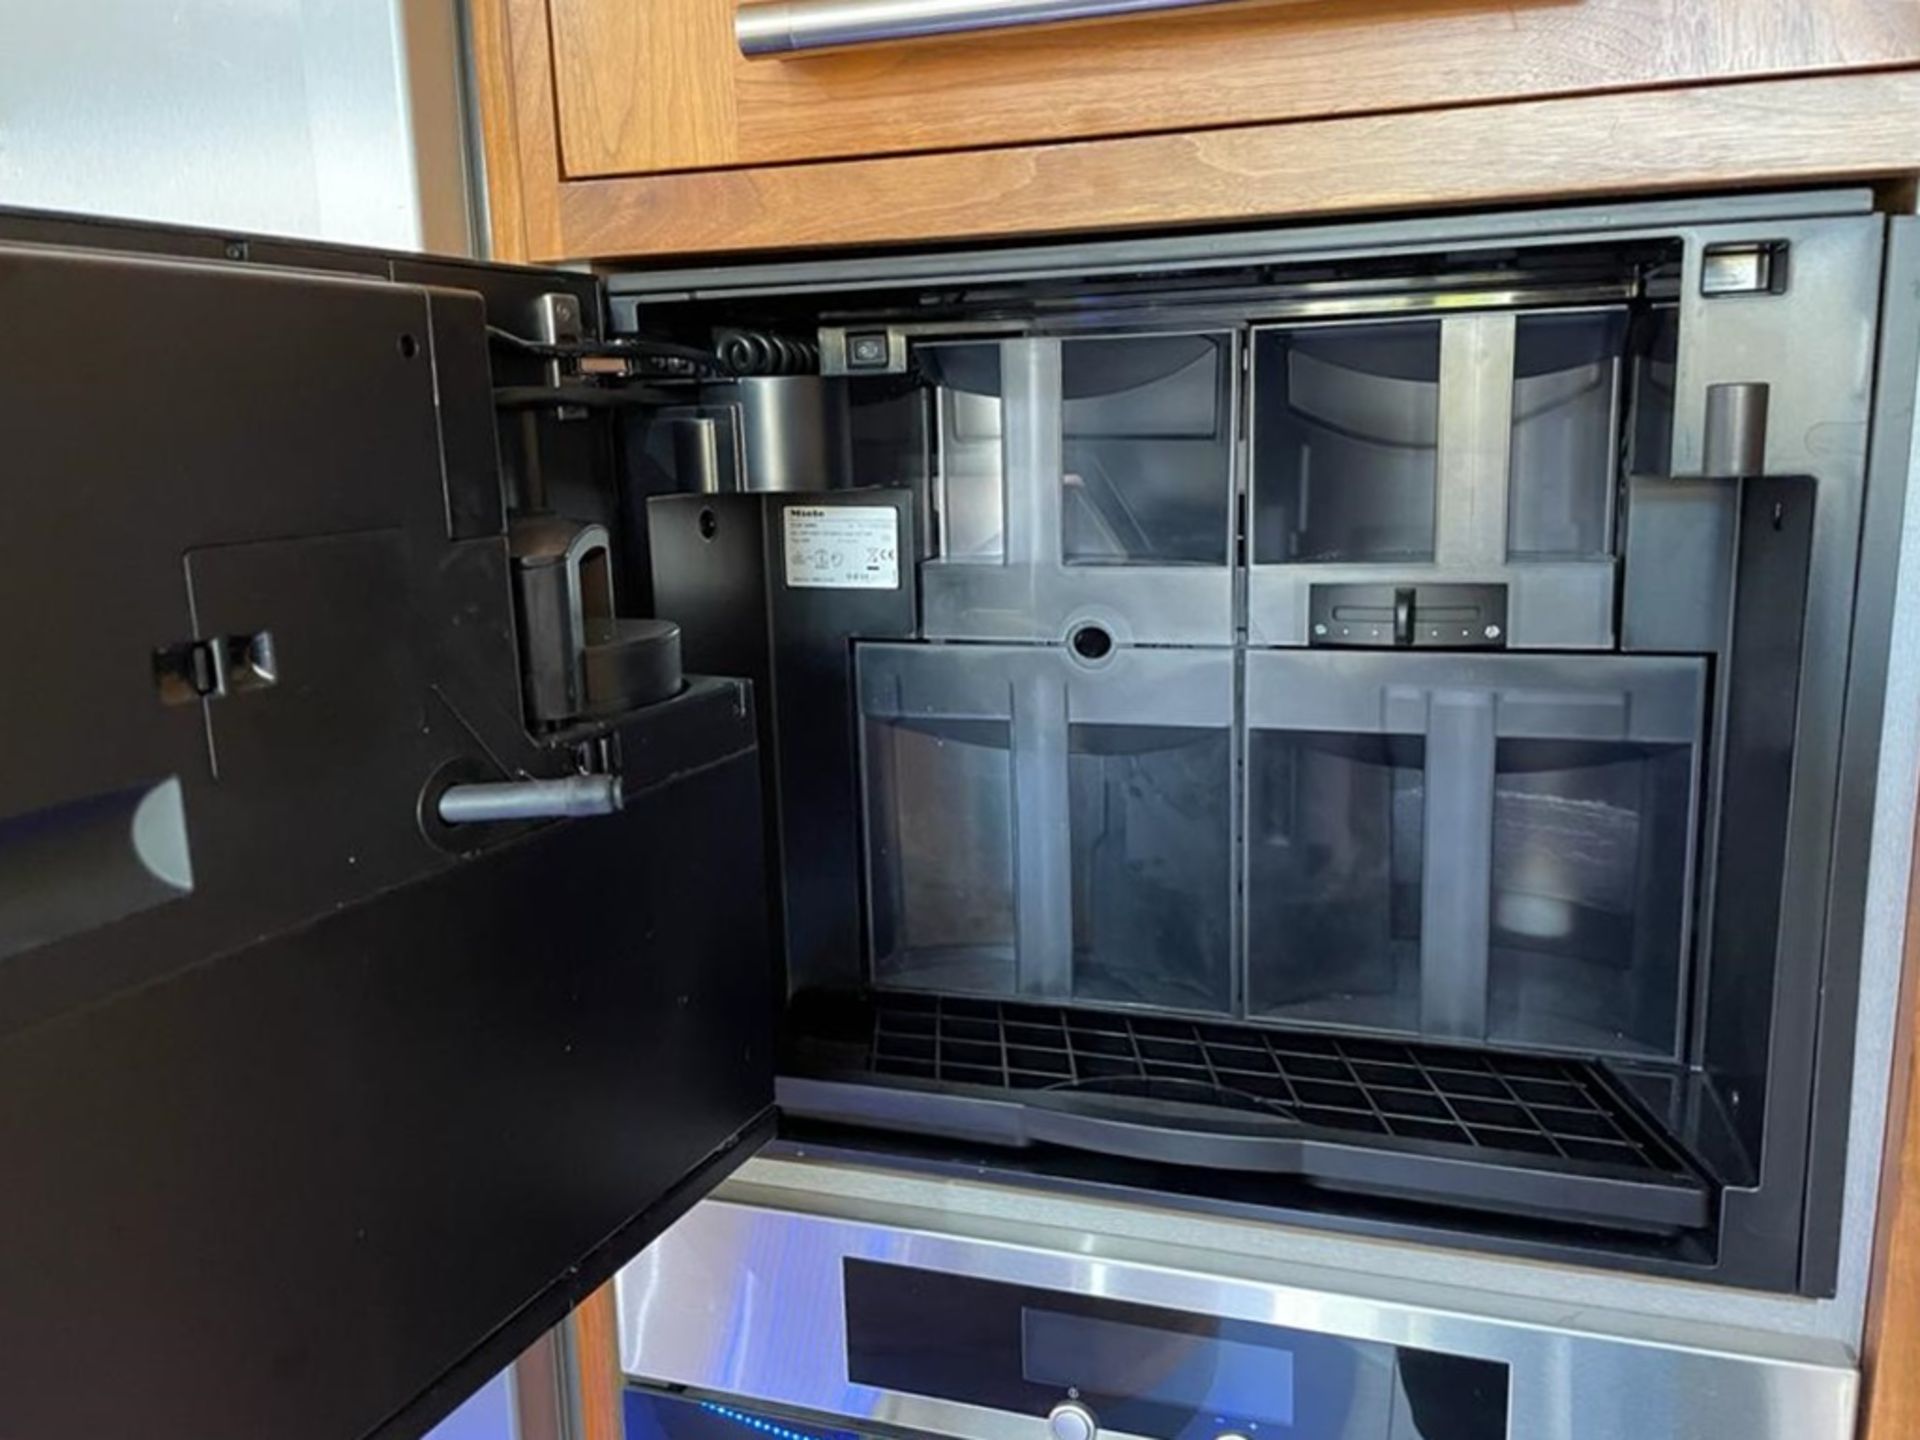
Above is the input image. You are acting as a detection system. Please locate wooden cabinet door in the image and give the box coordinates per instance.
[544,0,1920,181]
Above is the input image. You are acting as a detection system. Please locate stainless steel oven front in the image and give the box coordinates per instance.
[614,1189,1856,1440]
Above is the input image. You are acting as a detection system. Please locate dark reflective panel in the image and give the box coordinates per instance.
[845,1260,1508,1440]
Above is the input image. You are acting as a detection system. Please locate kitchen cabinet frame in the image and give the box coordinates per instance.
[469,0,1920,262]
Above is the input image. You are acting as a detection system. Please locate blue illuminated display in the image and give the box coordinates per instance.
[697,1401,835,1440]
[624,1391,861,1440]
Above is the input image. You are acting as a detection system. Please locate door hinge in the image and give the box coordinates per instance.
[536,292,590,421]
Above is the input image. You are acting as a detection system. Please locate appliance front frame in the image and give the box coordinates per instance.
[606,190,1920,1330]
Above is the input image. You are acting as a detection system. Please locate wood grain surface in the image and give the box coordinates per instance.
[1862,818,1920,1440]
[544,0,1920,180]
[574,1281,627,1440]
[547,69,1920,260]
[467,0,564,260]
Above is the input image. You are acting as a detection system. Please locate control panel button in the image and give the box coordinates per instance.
[1046,1400,1098,1440]
[846,331,891,369]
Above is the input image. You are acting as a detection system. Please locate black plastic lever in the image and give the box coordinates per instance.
[1394,586,1417,645]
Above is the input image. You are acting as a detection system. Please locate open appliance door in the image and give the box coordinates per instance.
[0,220,774,1440]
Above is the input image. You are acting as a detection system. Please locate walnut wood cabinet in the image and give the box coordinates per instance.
[470,0,1920,262]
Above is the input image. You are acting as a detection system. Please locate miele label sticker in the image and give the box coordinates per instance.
[783,505,899,589]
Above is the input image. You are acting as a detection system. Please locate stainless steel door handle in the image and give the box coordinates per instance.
[737,0,1252,57]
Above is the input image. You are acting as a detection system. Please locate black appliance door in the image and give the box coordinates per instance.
[0,226,775,1440]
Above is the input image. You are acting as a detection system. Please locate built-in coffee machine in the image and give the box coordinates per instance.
[629,194,1907,1295]
[602,190,1916,1440]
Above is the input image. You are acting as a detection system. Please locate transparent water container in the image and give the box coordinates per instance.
[1244,651,1704,1059]
[1070,722,1233,1011]
[1508,310,1627,562]
[919,335,1237,644]
[1246,309,1627,649]
[929,347,1008,563]
[1488,736,1695,1055]
[860,642,1235,1013]
[925,333,1235,566]
[864,714,1018,997]
[1246,731,1426,1032]
[1251,320,1442,566]
[1061,334,1234,567]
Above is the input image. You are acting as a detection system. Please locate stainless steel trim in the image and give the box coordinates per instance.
[605,189,1872,304]
[1701,381,1771,477]
[738,0,1248,57]
[1813,215,1920,1294]
[670,415,727,494]
[617,1198,1859,1440]
[825,282,1638,341]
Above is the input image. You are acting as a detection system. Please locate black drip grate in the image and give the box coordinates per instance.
[862,992,1696,1183]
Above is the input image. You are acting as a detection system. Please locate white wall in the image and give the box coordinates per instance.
[0,0,473,253]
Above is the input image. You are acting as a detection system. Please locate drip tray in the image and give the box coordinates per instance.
[781,992,1711,1234]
